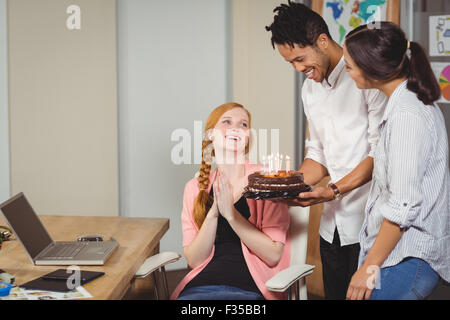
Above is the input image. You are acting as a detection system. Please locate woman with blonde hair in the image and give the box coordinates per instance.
[170,102,291,300]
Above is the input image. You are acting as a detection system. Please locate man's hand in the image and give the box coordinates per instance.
[271,186,335,207]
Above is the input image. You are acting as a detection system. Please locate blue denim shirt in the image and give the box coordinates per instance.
[359,81,450,282]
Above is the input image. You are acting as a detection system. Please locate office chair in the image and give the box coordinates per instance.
[134,251,181,300]
[135,169,314,300]
[265,206,315,300]
[134,207,314,300]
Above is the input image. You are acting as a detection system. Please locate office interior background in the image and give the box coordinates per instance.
[0,0,449,298]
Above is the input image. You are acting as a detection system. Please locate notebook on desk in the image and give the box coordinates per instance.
[20,269,105,292]
[0,193,118,265]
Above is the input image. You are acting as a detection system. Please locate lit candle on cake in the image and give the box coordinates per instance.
[261,155,265,173]
[269,154,274,174]
[285,156,291,173]
[274,153,279,172]
[279,154,283,172]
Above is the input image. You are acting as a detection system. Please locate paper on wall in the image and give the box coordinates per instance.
[429,15,450,57]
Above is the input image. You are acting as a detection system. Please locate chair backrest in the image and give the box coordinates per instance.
[288,206,310,266]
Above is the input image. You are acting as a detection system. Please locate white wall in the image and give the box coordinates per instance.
[232,0,297,164]
[8,0,118,216]
[0,0,10,203]
[117,0,229,270]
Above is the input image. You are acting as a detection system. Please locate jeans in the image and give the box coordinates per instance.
[177,285,264,300]
[370,257,440,300]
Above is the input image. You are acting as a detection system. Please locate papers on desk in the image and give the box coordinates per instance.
[0,285,92,300]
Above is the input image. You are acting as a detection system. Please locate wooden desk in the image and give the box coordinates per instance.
[0,215,169,299]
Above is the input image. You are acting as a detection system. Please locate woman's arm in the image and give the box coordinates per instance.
[225,208,284,267]
[214,173,285,267]
[346,219,404,300]
[183,200,218,269]
[348,111,429,300]
[363,219,404,267]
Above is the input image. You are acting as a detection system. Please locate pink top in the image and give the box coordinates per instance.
[170,161,291,300]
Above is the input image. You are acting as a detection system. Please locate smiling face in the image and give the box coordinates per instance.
[343,43,375,89]
[277,41,330,83]
[210,107,250,156]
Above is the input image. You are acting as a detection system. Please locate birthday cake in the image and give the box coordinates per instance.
[243,170,311,200]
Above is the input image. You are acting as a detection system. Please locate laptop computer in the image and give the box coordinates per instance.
[0,193,118,265]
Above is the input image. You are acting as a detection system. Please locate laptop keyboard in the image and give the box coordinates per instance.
[43,242,88,259]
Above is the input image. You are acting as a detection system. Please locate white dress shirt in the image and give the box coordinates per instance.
[359,81,450,282]
[302,57,387,246]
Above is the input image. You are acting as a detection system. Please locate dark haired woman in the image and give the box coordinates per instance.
[343,22,449,300]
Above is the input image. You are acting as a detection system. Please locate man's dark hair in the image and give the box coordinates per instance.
[265,1,332,49]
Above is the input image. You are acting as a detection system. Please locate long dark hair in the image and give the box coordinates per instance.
[345,22,441,106]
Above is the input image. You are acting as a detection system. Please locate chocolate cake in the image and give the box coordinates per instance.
[243,171,312,200]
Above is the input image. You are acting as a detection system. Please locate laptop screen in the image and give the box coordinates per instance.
[0,193,53,259]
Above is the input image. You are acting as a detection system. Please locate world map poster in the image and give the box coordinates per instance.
[322,0,388,45]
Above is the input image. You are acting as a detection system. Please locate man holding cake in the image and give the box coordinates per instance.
[265,2,388,300]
